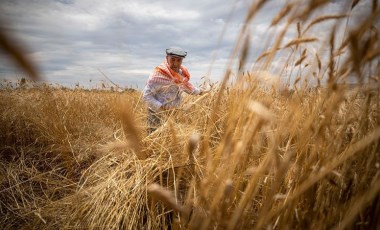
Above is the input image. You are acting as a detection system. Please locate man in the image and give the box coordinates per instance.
[143,46,203,133]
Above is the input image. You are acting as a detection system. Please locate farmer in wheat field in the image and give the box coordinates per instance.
[143,47,204,134]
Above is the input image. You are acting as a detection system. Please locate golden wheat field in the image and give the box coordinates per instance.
[1,1,380,229]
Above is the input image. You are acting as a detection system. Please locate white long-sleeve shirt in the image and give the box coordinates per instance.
[143,62,200,112]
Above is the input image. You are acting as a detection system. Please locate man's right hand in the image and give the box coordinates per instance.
[160,105,170,111]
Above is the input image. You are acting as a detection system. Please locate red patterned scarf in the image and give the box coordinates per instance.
[154,61,194,91]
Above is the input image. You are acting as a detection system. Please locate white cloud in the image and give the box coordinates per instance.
[122,2,200,21]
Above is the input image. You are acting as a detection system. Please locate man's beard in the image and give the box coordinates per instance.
[171,67,180,73]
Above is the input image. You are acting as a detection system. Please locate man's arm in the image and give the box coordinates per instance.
[143,83,163,112]
[181,81,201,95]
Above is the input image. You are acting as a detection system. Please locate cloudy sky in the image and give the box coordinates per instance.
[0,0,375,89]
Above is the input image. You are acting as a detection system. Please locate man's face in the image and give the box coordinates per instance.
[166,55,183,72]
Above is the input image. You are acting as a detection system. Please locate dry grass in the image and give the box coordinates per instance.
[1,0,380,229]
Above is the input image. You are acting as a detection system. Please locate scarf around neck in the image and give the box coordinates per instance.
[155,61,194,91]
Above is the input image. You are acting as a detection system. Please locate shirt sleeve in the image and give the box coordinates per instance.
[191,87,201,95]
[182,82,200,95]
[143,82,163,112]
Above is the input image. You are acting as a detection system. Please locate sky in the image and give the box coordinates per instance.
[0,0,376,89]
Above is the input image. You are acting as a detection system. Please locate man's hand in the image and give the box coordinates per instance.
[159,105,170,111]
[199,83,214,95]
[199,89,211,95]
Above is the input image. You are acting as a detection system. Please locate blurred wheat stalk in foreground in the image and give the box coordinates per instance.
[1,0,380,229]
